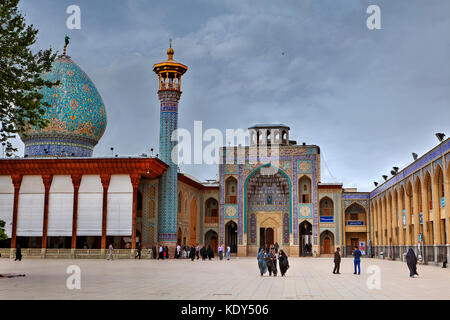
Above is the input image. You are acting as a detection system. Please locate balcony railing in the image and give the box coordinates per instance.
[204,216,219,224]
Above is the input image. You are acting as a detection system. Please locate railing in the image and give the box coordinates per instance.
[204,216,219,224]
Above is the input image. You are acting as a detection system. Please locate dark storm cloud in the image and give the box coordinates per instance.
[13,0,450,191]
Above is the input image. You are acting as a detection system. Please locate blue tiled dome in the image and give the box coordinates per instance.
[20,54,107,157]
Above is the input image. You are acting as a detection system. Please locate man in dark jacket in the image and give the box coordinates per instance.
[353,246,362,275]
[333,247,341,274]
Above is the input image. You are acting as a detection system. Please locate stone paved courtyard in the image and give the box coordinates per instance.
[1,257,450,300]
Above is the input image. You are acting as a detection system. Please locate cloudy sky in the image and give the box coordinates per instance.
[14,0,450,191]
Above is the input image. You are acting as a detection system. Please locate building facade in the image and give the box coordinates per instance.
[0,44,448,262]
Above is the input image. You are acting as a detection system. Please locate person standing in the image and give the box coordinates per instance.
[406,248,419,278]
[353,246,361,275]
[265,249,278,276]
[333,247,341,274]
[278,249,289,277]
[196,244,200,260]
[274,242,279,254]
[158,244,163,260]
[189,245,196,261]
[218,244,224,261]
[200,245,207,260]
[107,244,114,260]
[15,244,22,261]
[176,244,181,259]
[164,246,169,259]
[207,245,214,260]
[257,248,267,276]
[135,243,142,259]
[226,246,231,260]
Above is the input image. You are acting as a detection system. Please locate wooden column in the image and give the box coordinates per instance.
[10,175,23,249]
[41,174,53,249]
[100,174,111,249]
[71,175,82,249]
[130,174,141,250]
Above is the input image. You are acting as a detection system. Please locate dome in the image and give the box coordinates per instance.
[20,54,107,157]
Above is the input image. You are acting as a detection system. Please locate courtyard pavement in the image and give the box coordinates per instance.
[1,256,450,300]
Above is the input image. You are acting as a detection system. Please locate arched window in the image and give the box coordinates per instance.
[319,197,333,216]
[205,198,218,223]
[298,176,311,204]
[345,202,366,222]
[225,176,237,204]
[425,172,432,210]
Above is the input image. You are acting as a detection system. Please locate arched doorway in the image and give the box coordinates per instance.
[320,230,334,254]
[225,221,237,253]
[205,230,218,253]
[299,220,312,256]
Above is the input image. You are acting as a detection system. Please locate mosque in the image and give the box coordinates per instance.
[0,43,449,263]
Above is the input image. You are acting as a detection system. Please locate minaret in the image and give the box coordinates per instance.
[153,42,188,249]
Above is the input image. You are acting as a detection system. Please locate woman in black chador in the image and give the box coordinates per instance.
[189,245,196,261]
[200,245,207,260]
[278,249,289,277]
[207,245,214,260]
[15,244,22,261]
[265,249,278,276]
[406,248,419,278]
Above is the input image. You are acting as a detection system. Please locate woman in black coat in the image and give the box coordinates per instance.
[278,249,289,277]
[15,244,22,261]
[406,248,419,278]
[207,245,214,260]
[200,246,207,260]
[189,246,196,261]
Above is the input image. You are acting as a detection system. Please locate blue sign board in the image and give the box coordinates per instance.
[347,220,364,226]
[320,216,334,223]
[442,197,446,208]
[419,212,423,224]
[403,214,406,226]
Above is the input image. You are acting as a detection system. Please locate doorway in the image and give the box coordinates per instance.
[259,227,275,249]
[225,221,238,253]
[299,221,312,256]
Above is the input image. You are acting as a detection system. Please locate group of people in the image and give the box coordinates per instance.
[332,246,420,278]
[257,247,289,277]
[173,243,232,261]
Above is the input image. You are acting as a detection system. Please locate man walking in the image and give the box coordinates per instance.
[195,243,200,260]
[107,244,114,260]
[135,242,142,259]
[218,244,224,260]
[333,247,341,274]
[353,246,362,275]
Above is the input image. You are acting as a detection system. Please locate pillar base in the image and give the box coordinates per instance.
[41,248,46,258]
[237,245,247,257]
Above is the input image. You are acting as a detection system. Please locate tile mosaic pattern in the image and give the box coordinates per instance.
[157,91,181,242]
[20,55,107,157]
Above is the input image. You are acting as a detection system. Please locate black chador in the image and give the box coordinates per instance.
[200,246,207,260]
[278,250,289,277]
[189,246,196,261]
